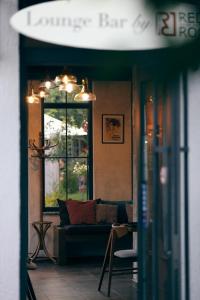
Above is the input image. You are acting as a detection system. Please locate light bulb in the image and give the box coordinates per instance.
[65,83,78,93]
[45,81,52,89]
[26,95,40,104]
[62,75,69,84]
[55,76,61,85]
[26,89,40,104]
[39,90,46,98]
[65,83,73,93]
[82,93,90,101]
[26,95,35,104]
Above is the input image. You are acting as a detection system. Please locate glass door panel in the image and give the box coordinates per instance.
[138,77,181,300]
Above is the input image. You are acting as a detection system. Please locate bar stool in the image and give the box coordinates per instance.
[98,224,138,297]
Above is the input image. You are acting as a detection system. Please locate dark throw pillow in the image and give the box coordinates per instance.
[57,199,70,226]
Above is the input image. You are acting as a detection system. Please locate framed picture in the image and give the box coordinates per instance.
[102,114,124,144]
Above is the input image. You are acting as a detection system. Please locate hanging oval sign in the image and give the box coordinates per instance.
[10,0,199,50]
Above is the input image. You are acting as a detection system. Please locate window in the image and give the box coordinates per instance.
[43,91,93,211]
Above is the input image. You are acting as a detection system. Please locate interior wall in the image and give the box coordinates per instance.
[0,0,20,299]
[28,102,41,252]
[187,69,200,300]
[93,81,132,201]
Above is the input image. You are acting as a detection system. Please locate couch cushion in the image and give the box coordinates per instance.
[96,204,117,224]
[63,224,112,234]
[66,200,96,225]
[98,200,132,224]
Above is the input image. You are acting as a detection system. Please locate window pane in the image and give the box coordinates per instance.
[67,109,88,157]
[67,158,88,201]
[45,158,67,207]
[44,108,66,157]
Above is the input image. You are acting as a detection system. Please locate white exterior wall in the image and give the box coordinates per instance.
[188,69,200,300]
[0,1,20,300]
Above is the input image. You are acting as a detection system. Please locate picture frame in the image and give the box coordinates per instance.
[102,114,124,144]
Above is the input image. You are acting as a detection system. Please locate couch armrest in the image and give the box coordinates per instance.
[54,226,68,265]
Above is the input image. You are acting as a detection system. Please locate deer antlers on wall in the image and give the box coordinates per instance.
[28,132,58,158]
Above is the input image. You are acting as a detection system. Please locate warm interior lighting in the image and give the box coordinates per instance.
[45,81,52,89]
[65,82,77,93]
[148,96,153,102]
[26,89,40,104]
[27,72,96,103]
[55,71,78,93]
[62,74,77,84]
[39,87,49,98]
[40,80,56,90]
[74,79,96,102]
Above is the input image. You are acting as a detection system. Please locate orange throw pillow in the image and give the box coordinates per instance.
[66,200,96,225]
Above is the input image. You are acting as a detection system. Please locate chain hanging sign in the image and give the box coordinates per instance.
[10,0,199,50]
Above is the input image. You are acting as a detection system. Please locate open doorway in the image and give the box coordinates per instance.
[21,57,190,300]
[19,5,190,300]
[24,63,136,299]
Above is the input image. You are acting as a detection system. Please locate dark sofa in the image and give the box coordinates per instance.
[54,199,133,265]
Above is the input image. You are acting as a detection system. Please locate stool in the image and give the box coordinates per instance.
[30,221,56,263]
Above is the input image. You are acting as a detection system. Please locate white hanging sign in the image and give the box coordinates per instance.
[10,0,199,50]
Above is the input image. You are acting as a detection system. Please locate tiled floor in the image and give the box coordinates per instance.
[29,259,137,300]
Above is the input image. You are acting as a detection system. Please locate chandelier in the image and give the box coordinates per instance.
[26,70,96,103]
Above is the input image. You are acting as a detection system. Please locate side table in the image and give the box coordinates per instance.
[30,221,56,263]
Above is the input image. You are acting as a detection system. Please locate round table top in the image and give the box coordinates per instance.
[32,221,53,225]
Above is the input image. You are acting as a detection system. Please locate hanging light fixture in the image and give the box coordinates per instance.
[38,86,49,98]
[40,79,56,90]
[26,88,40,104]
[55,70,78,93]
[74,78,96,102]
[26,72,96,103]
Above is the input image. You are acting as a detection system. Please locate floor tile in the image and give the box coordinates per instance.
[29,260,137,300]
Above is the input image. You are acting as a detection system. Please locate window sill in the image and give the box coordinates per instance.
[43,211,59,215]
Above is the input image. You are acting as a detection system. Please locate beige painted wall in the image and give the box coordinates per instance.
[28,80,133,254]
[93,81,132,200]
[28,102,41,253]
